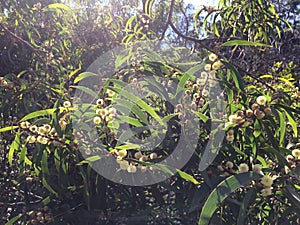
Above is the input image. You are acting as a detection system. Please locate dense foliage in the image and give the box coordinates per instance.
[1,0,300,224]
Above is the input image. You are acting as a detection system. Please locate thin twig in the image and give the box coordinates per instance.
[168,18,276,91]
[0,23,47,65]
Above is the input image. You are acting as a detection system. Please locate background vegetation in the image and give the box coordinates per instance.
[0,0,300,224]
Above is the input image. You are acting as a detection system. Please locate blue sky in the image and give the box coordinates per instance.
[185,0,217,8]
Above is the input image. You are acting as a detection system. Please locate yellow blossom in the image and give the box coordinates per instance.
[204,64,211,71]
[107,89,115,97]
[119,160,129,170]
[150,153,158,159]
[127,164,137,173]
[292,149,300,158]
[226,161,234,169]
[252,164,262,174]
[212,61,222,70]
[93,116,101,125]
[261,187,272,196]
[20,121,30,129]
[256,96,267,106]
[96,99,104,106]
[261,175,273,187]
[226,135,234,142]
[63,101,71,108]
[209,53,218,62]
[118,150,127,158]
[238,163,249,173]
[27,135,36,144]
[29,125,38,133]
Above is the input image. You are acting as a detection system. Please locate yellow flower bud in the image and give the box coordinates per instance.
[127,164,137,173]
[93,116,101,125]
[226,161,234,169]
[150,153,158,160]
[261,187,272,196]
[118,150,127,158]
[238,163,249,173]
[261,175,273,187]
[256,96,267,106]
[209,53,218,62]
[63,101,71,108]
[292,149,300,158]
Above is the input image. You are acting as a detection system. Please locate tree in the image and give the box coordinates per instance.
[0,0,299,224]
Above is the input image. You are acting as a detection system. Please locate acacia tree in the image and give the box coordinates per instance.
[0,0,299,224]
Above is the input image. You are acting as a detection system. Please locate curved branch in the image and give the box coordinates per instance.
[0,23,46,64]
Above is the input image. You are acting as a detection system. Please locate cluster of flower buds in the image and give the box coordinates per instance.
[217,161,274,195]
[27,206,54,224]
[226,95,271,130]
[115,149,158,173]
[251,95,272,119]
[285,149,300,173]
[18,101,74,145]
[20,121,59,145]
[93,92,117,125]
[217,161,263,175]
[260,175,274,196]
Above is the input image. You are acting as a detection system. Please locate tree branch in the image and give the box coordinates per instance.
[0,23,47,65]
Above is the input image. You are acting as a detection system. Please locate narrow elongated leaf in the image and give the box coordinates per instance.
[5,214,23,225]
[284,185,300,211]
[74,72,97,84]
[44,3,72,11]
[20,109,56,122]
[8,133,20,165]
[237,189,256,224]
[117,115,144,127]
[192,110,209,123]
[222,61,245,91]
[77,155,101,165]
[70,85,98,98]
[263,122,279,150]
[42,177,58,197]
[198,172,262,225]
[275,109,286,146]
[110,86,163,124]
[0,126,19,133]
[41,149,49,175]
[221,40,271,47]
[176,169,200,185]
[283,109,298,137]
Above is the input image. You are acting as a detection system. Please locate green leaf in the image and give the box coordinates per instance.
[20,109,56,122]
[115,143,141,150]
[275,109,286,146]
[77,155,101,165]
[237,189,256,224]
[192,110,209,123]
[70,85,98,98]
[8,133,20,165]
[41,149,50,175]
[44,3,72,11]
[117,115,144,127]
[110,86,163,125]
[0,126,19,133]
[263,122,279,150]
[5,214,23,225]
[74,72,97,84]
[42,196,51,205]
[198,172,262,225]
[176,169,200,185]
[221,40,272,47]
[42,177,58,198]
[284,185,300,211]
[222,61,245,91]
[283,109,298,137]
